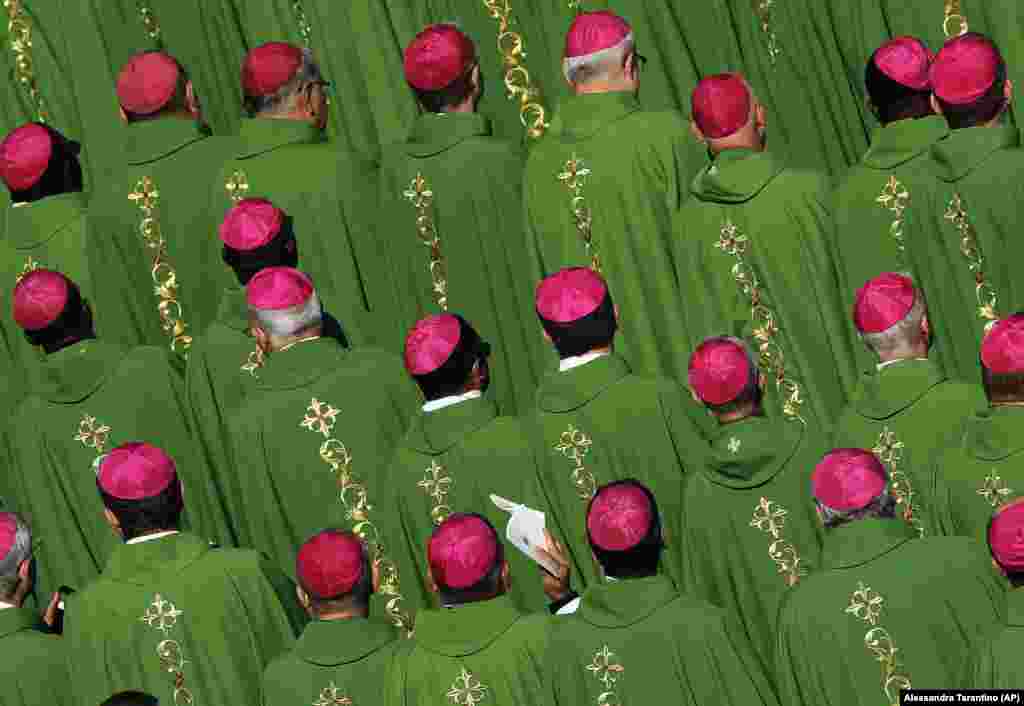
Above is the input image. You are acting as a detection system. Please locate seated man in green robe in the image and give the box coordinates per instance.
[0,512,72,706]
[681,337,825,680]
[834,273,985,536]
[5,270,226,600]
[66,442,302,706]
[931,314,1024,541]
[394,513,554,706]
[776,448,1004,706]
[261,529,401,706]
[677,72,857,432]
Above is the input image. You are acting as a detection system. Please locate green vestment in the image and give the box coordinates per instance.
[376,113,543,412]
[65,532,301,706]
[832,359,986,537]
[674,148,857,431]
[549,576,779,706]
[776,518,1004,706]
[964,589,1024,689]
[522,91,703,384]
[680,415,825,678]
[0,607,71,706]
[261,617,401,706]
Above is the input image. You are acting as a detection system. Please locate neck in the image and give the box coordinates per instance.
[42,331,94,355]
[316,606,368,621]
[573,81,633,96]
[876,346,928,365]
[270,328,322,353]
[715,403,761,426]
[123,526,177,542]
[441,101,475,114]
[991,400,1024,408]
[256,112,314,126]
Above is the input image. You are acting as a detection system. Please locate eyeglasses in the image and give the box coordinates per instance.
[305,79,333,104]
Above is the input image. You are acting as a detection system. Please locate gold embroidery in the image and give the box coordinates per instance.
[225,170,250,203]
[292,0,313,48]
[74,415,112,454]
[586,645,624,706]
[558,155,601,274]
[876,176,909,259]
[567,0,582,9]
[555,424,597,501]
[447,667,487,706]
[403,174,448,311]
[946,193,999,331]
[727,437,741,454]
[978,471,1013,508]
[481,0,549,139]
[753,0,781,65]
[141,595,192,705]
[750,497,807,586]
[418,460,452,526]
[715,219,805,424]
[300,398,340,437]
[846,581,884,626]
[943,0,968,38]
[240,348,264,377]
[872,428,924,537]
[15,255,39,284]
[135,0,162,42]
[4,0,50,123]
[846,582,912,706]
[313,683,352,706]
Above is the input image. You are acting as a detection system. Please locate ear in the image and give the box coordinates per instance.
[689,119,706,144]
[992,557,1008,577]
[118,106,129,124]
[623,50,635,76]
[371,559,381,593]
[541,325,552,344]
[426,563,439,594]
[499,560,511,591]
[1005,79,1014,103]
[184,81,200,118]
[471,63,481,91]
[295,584,311,611]
[17,557,30,582]
[252,324,272,354]
[754,103,767,131]
[103,507,122,536]
[613,303,620,324]
[757,370,767,389]
[930,94,944,116]
[688,385,702,405]
[920,312,931,341]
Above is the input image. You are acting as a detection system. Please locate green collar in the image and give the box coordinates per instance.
[551,91,641,142]
[822,518,916,570]
[0,607,38,639]
[125,119,208,166]
[405,395,499,454]
[929,123,1019,182]
[256,337,347,391]
[103,532,209,585]
[862,116,950,170]
[405,113,491,158]
[35,339,128,403]
[236,118,324,160]
[691,148,786,203]
[578,574,677,628]
[851,358,947,420]
[1006,589,1024,627]
[965,406,1024,461]
[413,594,524,657]
[295,618,397,666]
[216,285,249,333]
[536,353,631,413]
[704,415,803,488]
[5,192,86,250]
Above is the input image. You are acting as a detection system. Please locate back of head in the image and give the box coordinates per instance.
[12,268,93,352]
[535,267,616,358]
[296,529,371,616]
[428,513,504,606]
[691,73,754,145]
[404,24,479,112]
[988,498,1024,588]
[854,273,927,358]
[117,51,191,123]
[587,480,662,579]
[812,449,896,529]
[562,11,634,87]
[931,33,1008,129]
[0,512,31,603]
[96,442,183,542]
[246,266,322,341]
[219,198,298,285]
[242,42,320,118]
[688,336,761,417]
[404,313,491,400]
[0,122,82,202]
[101,693,160,706]
[981,314,1024,403]
[865,37,935,124]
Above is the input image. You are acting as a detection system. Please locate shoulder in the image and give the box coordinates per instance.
[633,109,690,133]
[261,647,304,684]
[929,379,987,408]
[773,166,832,199]
[120,344,176,370]
[909,535,990,570]
[344,346,407,376]
[198,544,269,577]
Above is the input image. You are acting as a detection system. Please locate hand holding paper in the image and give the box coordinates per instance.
[490,494,561,576]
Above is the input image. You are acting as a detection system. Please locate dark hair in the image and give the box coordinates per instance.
[937,37,1008,129]
[412,62,479,113]
[413,314,491,401]
[539,291,617,359]
[98,478,183,542]
[221,216,299,285]
[436,513,505,606]
[587,479,663,579]
[101,692,160,706]
[22,281,96,353]
[864,57,933,124]
[986,512,1024,588]
[8,124,83,203]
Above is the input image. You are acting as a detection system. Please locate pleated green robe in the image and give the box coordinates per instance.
[0,607,71,706]
[964,589,1024,689]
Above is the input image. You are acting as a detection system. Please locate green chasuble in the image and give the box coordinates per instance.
[394,594,554,706]
[261,617,401,706]
[674,148,857,431]
[549,576,778,706]
[0,607,71,706]
[65,532,301,706]
[680,415,825,678]
[833,358,986,537]
[384,395,549,616]
[522,91,702,384]
[964,589,1024,689]
[87,119,237,350]
[528,353,702,592]
[5,340,225,599]
[376,113,543,412]
[776,518,1004,706]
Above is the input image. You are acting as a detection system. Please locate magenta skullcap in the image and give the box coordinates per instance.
[117,52,181,115]
[246,266,314,310]
[0,513,16,562]
[989,499,1024,572]
[535,267,608,323]
[404,314,461,375]
[931,33,1002,105]
[853,273,917,334]
[219,198,284,251]
[981,315,1024,374]
[873,36,933,91]
[97,442,178,500]
[12,269,70,331]
[692,73,752,139]
[688,338,751,406]
[428,514,499,589]
[242,42,304,97]
[812,449,888,512]
[296,529,366,599]
[404,24,476,91]
[0,123,52,191]
[587,482,653,551]
[564,11,632,59]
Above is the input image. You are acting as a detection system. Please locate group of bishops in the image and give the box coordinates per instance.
[2,6,1024,706]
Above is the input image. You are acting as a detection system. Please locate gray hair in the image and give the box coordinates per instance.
[249,48,322,116]
[252,290,322,337]
[817,491,897,530]
[563,34,634,84]
[860,279,926,356]
[0,514,31,600]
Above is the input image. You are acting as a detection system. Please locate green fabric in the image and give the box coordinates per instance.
[0,607,71,706]
[833,358,986,535]
[65,532,301,706]
[376,112,544,412]
[964,589,1024,689]
[776,518,1004,706]
[384,395,548,616]
[681,414,826,678]
[549,576,778,706]
[675,148,857,431]
[523,91,703,384]
[261,617,402,706]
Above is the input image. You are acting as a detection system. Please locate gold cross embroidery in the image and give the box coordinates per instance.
[4,0,50,122]
[14,255,39,284]
[943,0,968,38]
[240,348,264,377]
[727,437,742,454]
[74,415,112,453]
[586,645,625,692]
[946,193,999,330]
[750,497,787,539]
[313,683,353,706]
[301,398,340,437]
[135,0,162,41]
[225,170,250,203]
[558,154,601,273]
[846,581,884,626]
[403,173,448,311]
[555,424,597,500]
[754,0,781,64]
[446,667,487,706]
[418,460,453,526]
[876,176,910,256]
[481,0,549,139]
[978,472,1013,508]
[141,594,184,635]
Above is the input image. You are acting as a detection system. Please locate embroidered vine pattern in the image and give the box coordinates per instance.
[876,176,909,261]
[135,0,162,43]
[586,645,624,706]
[74,414,112,455]
[978,471,1013,508]
[313,683,352,706]
[715,219,805,424]
[554,424,597,501]
[141,594,193,705]
[872,428,924,537]
[481,0,549,139]
[946,193,999,332]
[4,0,50,122]
[753,0,781,65]
[418,459,453,526]
[291,0,314,48]
[403,174,448,311]
[846,582,912,706]
[225,170,250,203]
[558,155,601,274]
[14,255,39,284]
[750,497,807,586]
[943,0,968,38]
[447,667,488,706]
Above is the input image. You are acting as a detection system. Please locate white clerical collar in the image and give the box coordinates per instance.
[422,390,482,413]
[559,350,610,373]
[877,357,928,371]
[0,601,15,611]
[126,530,180,545]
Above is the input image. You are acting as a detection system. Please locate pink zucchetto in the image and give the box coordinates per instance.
[296,529,366,599]
[535,267,608,323]
[989,499,1024,572]
[930,33,1002,105]
[564,11,631,59]
[872,37,933,91]
[0,513,16,561]
[405,314,461,375]
[219,198,284,251]
[12,269,70,331]
[97,442,178,500]
[0,123,52,192]
[812,449,888,512]
[428,514,499,590]
[691,73,752,139]
[404,24,476,91]
[246,267,314,310]
[981,315,1024,374]
[853,273,917,334]
[688,338,751,406]
[242,42,303,97]
[117,52,181,116]
[587,482,653,552]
